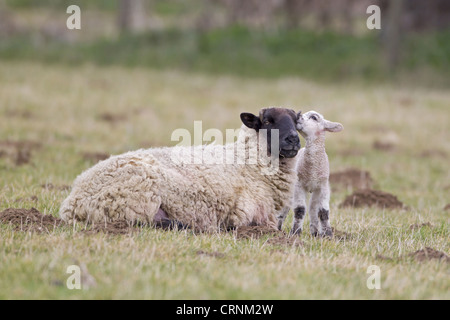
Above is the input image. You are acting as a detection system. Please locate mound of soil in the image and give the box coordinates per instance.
[41,183,71,191]
[83,220,138,235]
[444,204,450,211]
[0,208,64,233]
[339,189,406,210]
[98,112,127,123]
[373,140,396,152]
[409,222,433,230]
[409,247,450,263]
[337,149,366,157]
[0,208,136,235]
[376,247,449,263]
[329,168,374,191]
[418,149,447,159]
[0,140,41,166]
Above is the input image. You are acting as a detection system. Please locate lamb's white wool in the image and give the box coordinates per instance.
[277,110,343,236]
[59,108,299,232]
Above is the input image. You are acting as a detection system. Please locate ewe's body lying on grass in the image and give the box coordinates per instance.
[277,111,343,237]
[59,107,301,232]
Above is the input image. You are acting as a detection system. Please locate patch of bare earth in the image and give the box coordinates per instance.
[14,195,38,203]
[332,227,353,241]
[329,168,374,191]
[409,222,433,230]
[266,235,302,247]
[0,140,41,166]
[339,189,406,210]
[0,208,64,233]
[444,204,450,211]
[418,149,447,159]
[82,220,139,235]
[409,247,450,263]
[376,247,449,264]
[232,226,279,240]
[376,254,394,262]
[196,250,226,259]
[4,109,34,119]
[231,226,302,247]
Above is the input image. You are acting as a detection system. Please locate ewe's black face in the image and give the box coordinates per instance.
[240,107,301,158]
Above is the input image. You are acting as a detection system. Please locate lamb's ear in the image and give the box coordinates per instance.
[324,120,344,133]
[240,112,262,131]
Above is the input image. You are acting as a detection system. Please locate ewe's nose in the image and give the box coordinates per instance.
[285,132,300,146]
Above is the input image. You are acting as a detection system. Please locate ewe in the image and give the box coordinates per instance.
[59,107,301,232]
[277,110,343,237]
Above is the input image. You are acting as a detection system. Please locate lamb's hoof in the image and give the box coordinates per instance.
[319,229,333,239]
[290,228,302,236]
[311,231,319,237]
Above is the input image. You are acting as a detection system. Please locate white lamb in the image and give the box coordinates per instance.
[59,107,301,232]
[277,110,343,237]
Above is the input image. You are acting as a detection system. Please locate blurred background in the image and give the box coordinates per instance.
[0,0,449,85]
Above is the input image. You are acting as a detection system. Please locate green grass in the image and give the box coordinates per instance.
[0,61,449,299]
[1,27,449,86]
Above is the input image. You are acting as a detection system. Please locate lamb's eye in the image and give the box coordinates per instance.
[263,120,271,125]
[310,115,317,121]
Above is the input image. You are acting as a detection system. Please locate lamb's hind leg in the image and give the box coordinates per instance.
[310,185,332,237]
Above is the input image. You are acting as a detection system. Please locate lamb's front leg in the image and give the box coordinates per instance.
[310,185,333,237]
[276,206,290,231]
[291,183,307,235]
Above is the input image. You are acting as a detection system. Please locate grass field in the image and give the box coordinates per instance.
[0,60,449,299]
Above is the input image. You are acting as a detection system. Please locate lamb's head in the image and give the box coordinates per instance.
[240,107,301,158]
[296,110,343,139]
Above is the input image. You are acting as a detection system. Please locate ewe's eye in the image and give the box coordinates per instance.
[263,120,271,125]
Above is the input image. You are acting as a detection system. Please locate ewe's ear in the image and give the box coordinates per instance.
[240,112,262,131]
[324,120,344,133]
